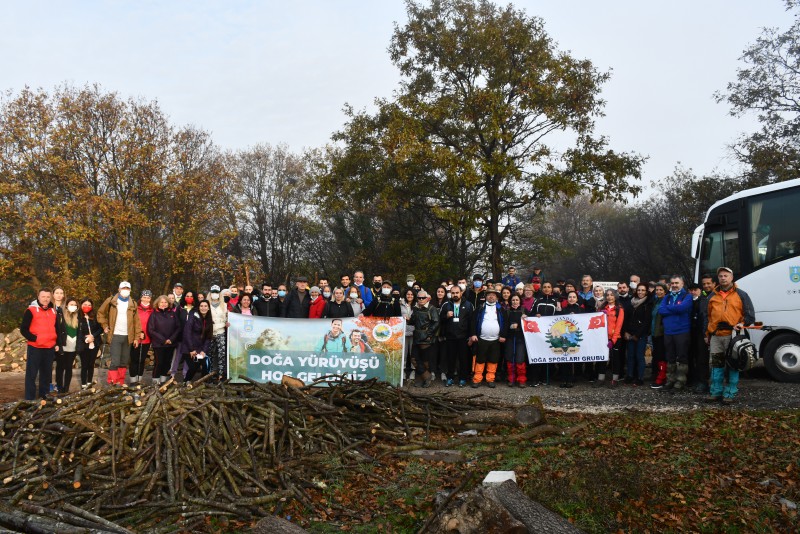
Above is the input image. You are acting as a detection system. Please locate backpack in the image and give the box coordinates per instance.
[726,329,758,371]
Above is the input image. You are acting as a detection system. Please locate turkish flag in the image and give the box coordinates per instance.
[588,315,605,329]
[524,320,540,333]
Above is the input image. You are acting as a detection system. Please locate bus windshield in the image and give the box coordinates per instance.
[700,229,739,276]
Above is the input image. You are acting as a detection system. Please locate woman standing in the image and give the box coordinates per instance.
[505,294,527,387]
[308,286,326,318]
[649,283,668,389]
[324,287,355,319]
[624,284,653,386]
[207,286,229,380]
[148,295,182,385]
[500,287,513,310]
[231,294,258,315]
[77,298,103,389]
[55,297,80,393]
[348,287,365,316]
[596,289,625,387]
[400,288,416,381]
[529,282,561,386]
[430,286,448,381]
[559,291,584,388]
[179,300,213,382]
[130,290,154,386]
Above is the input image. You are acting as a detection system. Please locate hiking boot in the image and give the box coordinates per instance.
[650,382,664,390]
[458,380,466,388]
[507,382,515,387]
[609,380,619,388]
[470,382,480,388]
[704,394,722,403]
[623,376,634,385]
[487,382,496,389]
[634,379,644,387]
[722,397,735,405]
[693,382,708,394]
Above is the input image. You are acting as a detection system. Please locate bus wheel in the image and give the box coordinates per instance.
[763,333,800,383]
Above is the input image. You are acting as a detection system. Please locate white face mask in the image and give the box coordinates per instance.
[381,288,391,296]
[323,292,331,298]
[119,289,131,298]
[458,283,467,291]
[407,281,414,287]
[350,293,358,299]
[210,293,220,300]
[67,305,78,313]
[629,282,638,290]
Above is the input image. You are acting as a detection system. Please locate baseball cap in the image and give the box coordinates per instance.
[717,267,734,275]
[119,281,131,289]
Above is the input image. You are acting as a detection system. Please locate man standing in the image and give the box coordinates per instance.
[353,270,373,307]
[464,274,487,309]
[439,285,474,387]
[340,274,352,295]
[255,283,279,317]
[97,281,142,386]
[171,283,184,305]
[20,288,58,400]
[501,266,521,288]
[657,275,693,391]
[469,288,506,388]
[703,267,755,404]
[370,275,383,302]
[410,290,440,387]
[578,275,594,303]
[281,277,311,318]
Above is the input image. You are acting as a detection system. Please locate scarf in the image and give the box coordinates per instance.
[631,296,647,308]
[522,296,535,310]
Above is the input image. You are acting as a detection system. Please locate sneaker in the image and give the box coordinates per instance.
[487,382,496,389]
[634,379,644,387]
[722,397,735,405]
[507,382,514,387]
[422,378,432,388]
[564,383,574,388]
[609,380,619,388]
[650,382,664,389]
[471,382,480,388]
[560,382,569,388]
[661,382,675,392]
[459,380,466,388]
[623,376,634,385]
[704,394,722,403]
[693,382,709,394]
[445,379,454,387]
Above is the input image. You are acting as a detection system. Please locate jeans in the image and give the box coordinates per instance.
[626,336,648,380]
[25,346,55,400]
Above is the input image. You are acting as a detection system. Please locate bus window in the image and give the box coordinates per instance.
[749,190,800,268]
[700,230,739,275]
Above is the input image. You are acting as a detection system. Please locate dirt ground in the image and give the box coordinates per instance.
[2,365,799,412]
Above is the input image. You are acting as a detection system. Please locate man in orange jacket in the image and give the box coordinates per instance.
[703,267,755,404]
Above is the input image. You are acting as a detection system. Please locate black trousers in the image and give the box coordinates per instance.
[79,347,100,385]
[129,343,151,377]
[445,338,471,381]
[55,351,76,393]
[153,346,174,380]
[24,346,54,400]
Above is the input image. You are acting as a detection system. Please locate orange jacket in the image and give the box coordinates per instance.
[604,304,624,344]
[705,284,755,336]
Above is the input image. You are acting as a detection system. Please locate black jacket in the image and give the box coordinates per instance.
[324,300,355,319]
[562,303,584,315]
[363,297,401,318]
[147,307,182,349]
[439,300,474,340]
[76,316,104,352]
[254,297,280,317]
[533,295,560,316]
[506,307,525,339]
[281,289,311,318]
[623,297,653,339]
[464,288,486,310]
[411,304,440,345]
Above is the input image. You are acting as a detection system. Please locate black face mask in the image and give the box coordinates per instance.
[374,282,382,289]
[223,296,231,303]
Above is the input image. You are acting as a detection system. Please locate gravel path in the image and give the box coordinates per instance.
[407,368,800,412]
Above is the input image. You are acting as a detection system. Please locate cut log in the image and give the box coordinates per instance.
[486,480,584,533]
[408,449,465,463]
[253,515,310,533]
[429,485,527,534]
[456,405,544,427]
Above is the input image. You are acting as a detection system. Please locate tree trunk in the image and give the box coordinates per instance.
[486,480,584,533]
[253,515,309,534]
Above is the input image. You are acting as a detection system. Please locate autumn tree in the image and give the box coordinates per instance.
[716,0,800,184]
[0,84,235,327]
[319,0,643,277]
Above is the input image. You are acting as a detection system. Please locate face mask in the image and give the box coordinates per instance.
[407,281,414,287]
[231,292,238,297]
[67,305,78,313]
[446,292,451,299]
[630,282,637,290]
[458,283,466,291]
[211,293,220,300]
[185,296,194,305]
[81,304,92,313]
[350,293,359,299]
[141,302,150,308]
[278,290,286,298]
[374,282,381,289]
[323,292,331,298]
[119,289,131,298]
[311,295,318,302]
[473,281,482,289]
[223,295,231,303]
[381,288,391,296]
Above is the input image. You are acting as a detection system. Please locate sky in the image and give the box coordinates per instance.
[0,1,792,190]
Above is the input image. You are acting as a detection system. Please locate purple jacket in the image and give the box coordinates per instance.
[147,308,182,349]
[179,309,211,355]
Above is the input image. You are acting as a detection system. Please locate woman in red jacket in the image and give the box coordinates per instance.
[308,286,327,319]
[595,288,625,387]
[130,290,154,386]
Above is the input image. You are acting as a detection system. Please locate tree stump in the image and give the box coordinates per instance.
[253,515,310,533]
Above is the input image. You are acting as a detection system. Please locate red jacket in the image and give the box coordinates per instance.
[21,303,58,349]
[309,296,327,319]
[137,304,155,344]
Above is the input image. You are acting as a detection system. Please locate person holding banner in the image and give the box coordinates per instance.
[470,287,507,388]
[559,291,584,387]
[180,300,213,382]
[323,287,355,319]
[505,294,527,387]
[363,281,401,318]
[595,289,625,388]
[529,282,561,386]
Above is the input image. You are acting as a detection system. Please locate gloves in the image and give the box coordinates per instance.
[607,340,614,349]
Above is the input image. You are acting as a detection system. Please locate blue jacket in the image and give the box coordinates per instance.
[658,288,692,335]
[501,274,521,287]
[357,284,373,307]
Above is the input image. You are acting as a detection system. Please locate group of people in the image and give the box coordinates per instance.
[20,264,754,404]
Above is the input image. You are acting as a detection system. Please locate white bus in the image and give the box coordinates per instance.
[691,178,800,382]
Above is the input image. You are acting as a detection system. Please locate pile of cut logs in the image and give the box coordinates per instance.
[0,375,546,533]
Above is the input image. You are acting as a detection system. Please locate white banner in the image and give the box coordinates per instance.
[522,312,610,364]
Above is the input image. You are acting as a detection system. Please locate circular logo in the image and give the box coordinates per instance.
[372,323,392,342]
